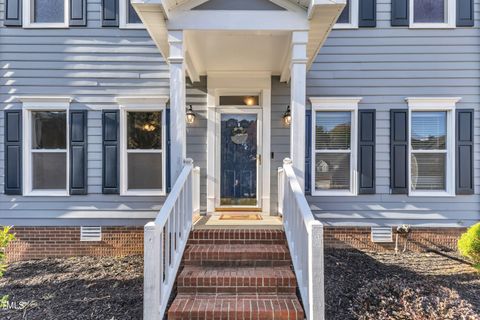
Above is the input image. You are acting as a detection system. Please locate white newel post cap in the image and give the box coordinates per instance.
[283,158,293,165]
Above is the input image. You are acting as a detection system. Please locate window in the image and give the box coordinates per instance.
[334,0,359,29]
[24,0,69,28]
[310,98,360,196]
[409,0,455,28]
[119,103,166,196]
[120,0,143,28]
[407,97,459,196]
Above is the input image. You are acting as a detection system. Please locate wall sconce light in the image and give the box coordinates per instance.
[283,105,292,126]
[186,105,196,124]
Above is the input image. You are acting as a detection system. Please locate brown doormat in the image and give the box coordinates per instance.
[219,214,263,221]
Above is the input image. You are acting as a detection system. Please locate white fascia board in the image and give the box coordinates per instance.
[406,97,461,109]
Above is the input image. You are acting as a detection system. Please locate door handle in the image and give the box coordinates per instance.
[257,154,262,165]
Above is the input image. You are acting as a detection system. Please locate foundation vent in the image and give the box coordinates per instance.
[80,227,102,242]
[371,227,393,243]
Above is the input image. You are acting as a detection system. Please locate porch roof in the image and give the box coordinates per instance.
[132,0,345,82]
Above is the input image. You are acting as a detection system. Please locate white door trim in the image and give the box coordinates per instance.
[206,73,271,214]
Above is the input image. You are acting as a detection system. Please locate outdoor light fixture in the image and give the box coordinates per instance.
[283,105,292,126]
[243,96,256,106]
[186,105,196,124]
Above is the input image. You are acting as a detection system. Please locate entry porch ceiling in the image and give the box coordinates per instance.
[132,0,345,82]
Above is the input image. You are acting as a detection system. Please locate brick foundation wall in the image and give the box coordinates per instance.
[6,227,144,262]
[323,227,466,252]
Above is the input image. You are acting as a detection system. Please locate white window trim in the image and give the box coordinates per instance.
[119,0,144,29]
[17,96,73,196]
[310,97,362,196]
[409,0,456,29]
[116,96,168,196]
[333,0,359,29]
[23,0,70,28]
[406,97,461,197]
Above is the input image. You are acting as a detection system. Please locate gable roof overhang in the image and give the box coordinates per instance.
[132,0,345,82]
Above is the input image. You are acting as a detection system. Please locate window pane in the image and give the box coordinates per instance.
[127,111,162,149]
[411,153,446,191]
[219,96,259,106]
[411,111,446,150]
[315,112,351,150]
[414,0,445,23]
[33,153,67,189]
[315,153,350,190]
[32,111,67,149]
[34,0,65,23]
[337,0,350,24]
[128,2,142,24]
[128,153,163,190]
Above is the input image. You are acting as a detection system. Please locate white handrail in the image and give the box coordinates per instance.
[144,158,200,320]
[279,158,324,320]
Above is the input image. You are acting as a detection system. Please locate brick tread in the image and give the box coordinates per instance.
[177,266,297,294]
[183,244,291,266]
[168,294,304,320]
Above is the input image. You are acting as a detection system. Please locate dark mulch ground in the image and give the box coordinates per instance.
[0,250,478,319]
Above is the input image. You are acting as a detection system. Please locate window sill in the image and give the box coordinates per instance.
[311,190,357,197]
[409,191,455,197]
[23,23,69,29]
[121,190,166,197]
[333,24,359,30]
[409,23,455,29]
[119,24,145,30]
[24,190,69,197]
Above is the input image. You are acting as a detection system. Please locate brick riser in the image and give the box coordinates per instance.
[168,229,305,320]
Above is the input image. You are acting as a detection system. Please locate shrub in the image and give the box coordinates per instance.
[0,226,15,307]
[458,223,480,270]
[351,277,479,320]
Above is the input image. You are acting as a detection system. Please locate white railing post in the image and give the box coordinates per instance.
[277,167,284,215]
[193,166,201,215]
[144,222,161,320]
[309,222,324,320]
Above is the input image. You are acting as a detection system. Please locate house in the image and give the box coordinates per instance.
[1,0,479,318]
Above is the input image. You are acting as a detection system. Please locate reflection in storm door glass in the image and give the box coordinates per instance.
[220,114,258,206]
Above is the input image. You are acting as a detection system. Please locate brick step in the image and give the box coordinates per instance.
[177,266,297,294]
[183,244,291,267]
[168,294,305,320]
[189,229,286,245]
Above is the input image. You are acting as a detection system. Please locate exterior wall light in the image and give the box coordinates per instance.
[186,105,196,124]
[283,105,292,126]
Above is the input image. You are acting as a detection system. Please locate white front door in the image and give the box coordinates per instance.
[215,108,263,209]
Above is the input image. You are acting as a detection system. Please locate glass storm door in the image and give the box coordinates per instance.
[219,111,260,207]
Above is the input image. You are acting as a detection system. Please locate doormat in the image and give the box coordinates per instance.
[219,214,263,221]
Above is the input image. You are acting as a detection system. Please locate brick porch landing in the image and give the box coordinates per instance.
[168,228,305,320]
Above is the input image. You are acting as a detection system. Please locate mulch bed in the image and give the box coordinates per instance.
[0,250,478,319]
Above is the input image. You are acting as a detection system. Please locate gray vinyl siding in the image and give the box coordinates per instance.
[0,0,169,226]
[306,0,480,227]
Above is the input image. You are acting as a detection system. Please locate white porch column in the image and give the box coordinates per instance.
[168,31,187,182]
[290,31,308,191]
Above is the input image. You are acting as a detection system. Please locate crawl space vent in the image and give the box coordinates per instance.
[80,227,102,242]
[371,227,393,243]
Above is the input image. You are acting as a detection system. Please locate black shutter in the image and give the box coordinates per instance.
[391,0,409,26]
[358,110,376,194]
[70,0,87,26]
[390,109,408,194]
[102,110,119,194]
[457,0,474,26]
[70,111,88,195]
[102,0,119,27]
[359,0,376,27]
[166,108,171,193]
[4,0,22,26]
[456,109,474,194]
[305,109,312,194]
[4,111,22,195]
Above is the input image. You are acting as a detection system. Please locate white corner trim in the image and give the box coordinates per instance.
[115,96,169,106]
[310,97,362,109]
[406,97,461,109]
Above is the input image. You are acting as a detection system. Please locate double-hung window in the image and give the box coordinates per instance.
[407,98,458,196]
[21,97,72,196]
[409,0,455,28]
[334,0,359,29]
[23,0,69,28]
[119,101,166,196]
[119,0,143,28]
[311,98,360,196]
